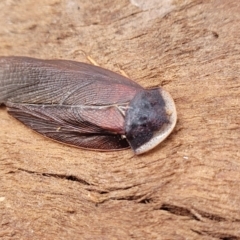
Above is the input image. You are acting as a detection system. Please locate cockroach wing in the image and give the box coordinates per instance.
[0,56,144,150]
[0,57,143,105]
[7,102,129,150]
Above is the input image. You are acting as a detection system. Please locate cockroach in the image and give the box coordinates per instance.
[0,56,177,155]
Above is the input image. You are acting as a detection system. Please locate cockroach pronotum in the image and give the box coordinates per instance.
[0,56,177,155]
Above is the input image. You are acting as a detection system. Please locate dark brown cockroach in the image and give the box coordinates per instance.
[0,56,177,155]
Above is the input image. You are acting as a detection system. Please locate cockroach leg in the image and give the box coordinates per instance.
[81,50,129,78]
[86,55,99,66]
[77,50,100,66]
[116,64,129,78]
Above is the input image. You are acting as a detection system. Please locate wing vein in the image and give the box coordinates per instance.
[59,81,93,105]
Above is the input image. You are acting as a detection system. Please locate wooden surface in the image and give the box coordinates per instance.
[0,0,239,239]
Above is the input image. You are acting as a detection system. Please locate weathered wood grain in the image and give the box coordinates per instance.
[0,0,239,239]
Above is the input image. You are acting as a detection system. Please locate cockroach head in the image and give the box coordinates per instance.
[124,88,177,155]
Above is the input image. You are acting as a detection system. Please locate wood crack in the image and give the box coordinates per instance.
[17,168,91,186]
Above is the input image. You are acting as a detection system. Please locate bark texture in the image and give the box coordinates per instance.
[0,0,239,239]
